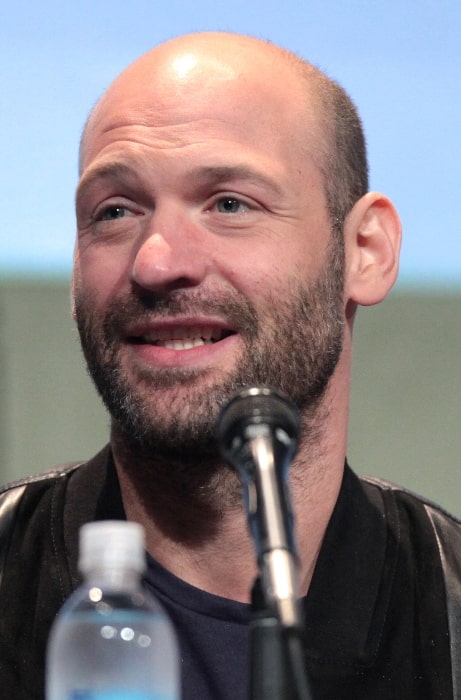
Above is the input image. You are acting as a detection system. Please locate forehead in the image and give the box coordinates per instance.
[80,44,327,183]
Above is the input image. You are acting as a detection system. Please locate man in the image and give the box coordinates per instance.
[0,31,459,700]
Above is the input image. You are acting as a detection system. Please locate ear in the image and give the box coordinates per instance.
[344,192,401,306]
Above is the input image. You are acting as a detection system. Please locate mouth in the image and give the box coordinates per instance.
[128,325,235,351]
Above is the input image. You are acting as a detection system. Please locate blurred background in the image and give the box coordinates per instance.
[1,0,460,513]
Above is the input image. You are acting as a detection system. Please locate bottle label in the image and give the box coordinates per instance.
[70,692,170,700]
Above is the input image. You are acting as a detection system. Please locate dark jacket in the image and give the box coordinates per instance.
[0,446,459,699]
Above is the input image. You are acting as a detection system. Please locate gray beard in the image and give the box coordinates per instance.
[75,238,345,475]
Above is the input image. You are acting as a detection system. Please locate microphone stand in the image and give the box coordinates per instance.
[245,428,313,700]
[250,577,310,700]
[216,386,313,700]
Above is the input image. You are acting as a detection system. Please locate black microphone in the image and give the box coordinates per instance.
[216,386,302,628]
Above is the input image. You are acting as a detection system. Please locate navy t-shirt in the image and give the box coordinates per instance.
[145,554,252,700]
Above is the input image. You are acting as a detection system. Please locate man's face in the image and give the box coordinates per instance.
[73,44,345,457]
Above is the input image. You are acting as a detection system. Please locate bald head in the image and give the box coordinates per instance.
[80,32,368,229]
[81,33,318,166]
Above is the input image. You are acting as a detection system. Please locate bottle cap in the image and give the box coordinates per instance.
[79,520,146,574]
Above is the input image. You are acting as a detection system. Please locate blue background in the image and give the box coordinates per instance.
[1,0,460,287]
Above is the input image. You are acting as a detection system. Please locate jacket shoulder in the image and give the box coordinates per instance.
[0,462,83,497]
[0,463,84,585]
[360,474,461,698]
[360,474,461,527]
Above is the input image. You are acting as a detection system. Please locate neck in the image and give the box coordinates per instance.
[112,377,348,603]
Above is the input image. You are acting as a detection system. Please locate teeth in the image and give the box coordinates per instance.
[161,338,214,350]
[141,326,224,349]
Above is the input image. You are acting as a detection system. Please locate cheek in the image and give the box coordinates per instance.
[222,243,311,298]
[222,259,275,300]
[74,244,132,310]
[222,259,293,328]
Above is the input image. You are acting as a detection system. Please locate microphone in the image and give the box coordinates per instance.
[216,386,302,628]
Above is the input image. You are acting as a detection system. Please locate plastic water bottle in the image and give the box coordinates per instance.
[46,520,180,700]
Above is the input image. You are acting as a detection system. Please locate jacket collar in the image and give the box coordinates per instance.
[63,445,125,588]
[303,464,398,665]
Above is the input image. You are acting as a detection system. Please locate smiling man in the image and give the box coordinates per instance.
[0,31,460,700]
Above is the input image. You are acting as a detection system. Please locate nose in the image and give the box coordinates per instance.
[130,214,208,293]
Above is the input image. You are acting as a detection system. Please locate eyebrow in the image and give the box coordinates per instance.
[187,165,284,196]
[76,160,284,204]
[76,161,139,204]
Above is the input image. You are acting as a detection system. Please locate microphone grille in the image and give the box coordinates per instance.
[216,386,300,453]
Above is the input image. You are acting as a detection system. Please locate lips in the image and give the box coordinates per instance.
[126,321,235,352]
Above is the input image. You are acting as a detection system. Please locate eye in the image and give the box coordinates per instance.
[215,197,248,214]
[97,205,133,221]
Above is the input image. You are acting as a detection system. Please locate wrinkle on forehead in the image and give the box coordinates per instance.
[80,33,325,174]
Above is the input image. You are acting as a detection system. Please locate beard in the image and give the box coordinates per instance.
[74,236,345,468]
